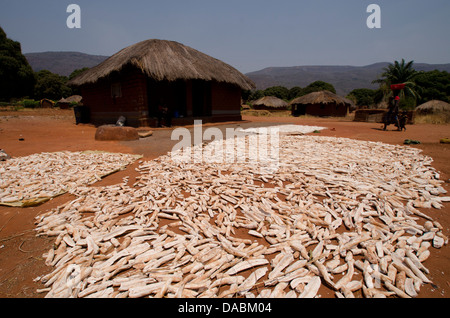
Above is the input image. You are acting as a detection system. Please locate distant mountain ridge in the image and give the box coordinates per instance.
[25,52,108,77]
[24,51,450,96]
[246,63,450,96]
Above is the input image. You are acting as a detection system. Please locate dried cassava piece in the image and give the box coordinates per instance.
[35,134,448,298]
[0,151,141,207]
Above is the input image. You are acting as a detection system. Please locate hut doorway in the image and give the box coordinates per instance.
[292,105,306,117]
[192,80,212,117]
[147,79,187,119]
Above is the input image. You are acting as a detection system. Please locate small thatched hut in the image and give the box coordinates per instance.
[68,39,255,127]
[39,99,55,108]
[252,96,288,111]
[58,95,83,109]
[290,90,353,117]
[416,100,450,114]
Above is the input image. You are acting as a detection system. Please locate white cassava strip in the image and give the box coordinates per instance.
[0,151,141,206]
[34,135,448,298]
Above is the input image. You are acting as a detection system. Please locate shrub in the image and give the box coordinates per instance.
[21,99,40,108]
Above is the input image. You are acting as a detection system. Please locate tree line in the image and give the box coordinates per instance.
[244,60,450,110]
[367,59,450,109]
[242,81,337,103]
[0,27,85,103]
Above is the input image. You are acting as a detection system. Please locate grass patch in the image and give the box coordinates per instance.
[242,110,310,118]
[241,109,293,117]
[241,109,356,122]
[415,112,450,125]
[241,109,272,117]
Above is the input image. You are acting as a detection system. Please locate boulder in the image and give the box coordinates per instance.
[137,130,153,138]
[0,149,11,161]
[95,125,139,141]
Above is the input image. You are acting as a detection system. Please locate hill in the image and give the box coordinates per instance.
[246,63,450,96]
[24,51,450,95]
[24,52,108,77]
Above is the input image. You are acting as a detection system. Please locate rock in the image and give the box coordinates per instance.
[138,130,153,138]
[95,125,139,141]
[0,149,11,161]
[404,139,421,145]
[116,116,126,127]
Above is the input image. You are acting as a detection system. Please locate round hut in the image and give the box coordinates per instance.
[290,90,353,117]
[68,39,255,127]
[58,95,83,109]
[252,96,288,111]
[416,100,450,114]
[39,98,55,108]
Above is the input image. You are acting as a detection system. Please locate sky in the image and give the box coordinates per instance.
[1,0,449,73]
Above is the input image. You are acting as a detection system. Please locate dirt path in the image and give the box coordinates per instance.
[0,110,449,298]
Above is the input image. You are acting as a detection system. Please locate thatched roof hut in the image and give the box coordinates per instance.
[58,95,83,109]
[290,91,353,117]
[69,39,254,90]
[58,95,83,104]
[63,95,83,103]
[416,100,450,114]
[68,39,254,127]
[252,96,288,111]
[290,90,353,107]
[39,99,54,108]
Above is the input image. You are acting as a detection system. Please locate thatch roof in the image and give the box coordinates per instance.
[252,96,288,108]
[68,39,255,90]
[289,90,353,106]
[416,100,450,114]
[58,95,83,103]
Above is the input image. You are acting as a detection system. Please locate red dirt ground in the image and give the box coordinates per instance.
[0,109,449,298]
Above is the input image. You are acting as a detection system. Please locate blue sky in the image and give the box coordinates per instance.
[1,0,449,73]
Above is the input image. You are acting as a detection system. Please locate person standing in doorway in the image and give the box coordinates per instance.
[157,99,170,127]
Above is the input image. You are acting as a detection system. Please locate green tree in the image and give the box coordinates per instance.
[413,70,450,104]
[347,88,377,107]
[303,81,336,95]
[0,26,36,101]
[373,88,385,105]
[288,86,303,100]
[241,90,252,103]
[248,90,264,102]
[69,67,89,95]
[372,59,420,105]
[69,67,90,81]
[263,86,290,100]
[33,70,72,100]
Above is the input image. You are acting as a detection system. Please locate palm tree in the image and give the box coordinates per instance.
[373,59,421,105]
